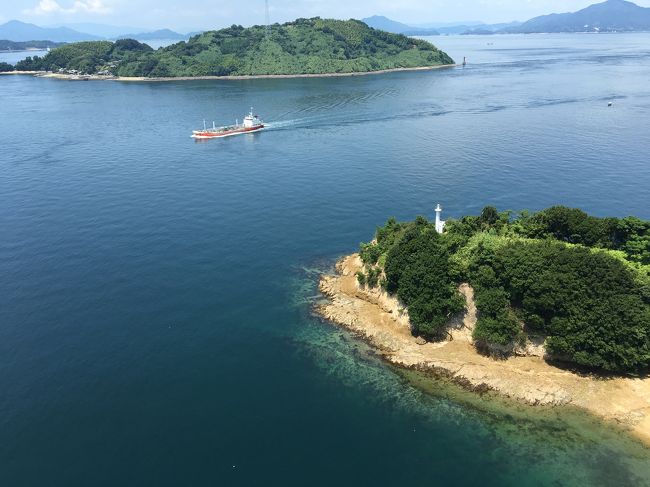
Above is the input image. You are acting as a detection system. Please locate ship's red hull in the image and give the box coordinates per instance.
[191,124,265,139]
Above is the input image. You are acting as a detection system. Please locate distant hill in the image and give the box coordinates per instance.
[15,19,454,77]
[0,20,100,42]
[366,0,650,37]
[412,21,484,29]
[401,28,440,36]
[460,28,496,36]
[436,22,521,35]
[435,24,489,35]
[115,29,187,41]
[0,40,64,51]
[400,22,520,36]
[506,0,650,33]
[0,20,192,43]
[361,15,414,33]
[361,16,522,36]
[49,23,146,38]
[362,16,440,35]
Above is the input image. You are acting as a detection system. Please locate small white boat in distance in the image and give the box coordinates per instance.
[192,108,265,139]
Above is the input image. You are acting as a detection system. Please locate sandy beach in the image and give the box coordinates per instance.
[0,64,455,82]
[317,253,650,446]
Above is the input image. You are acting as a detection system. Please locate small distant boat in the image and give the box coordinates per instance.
[192,108,265,139]
[608,102,613,107]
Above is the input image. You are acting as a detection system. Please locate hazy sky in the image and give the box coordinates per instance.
[4,0,650,31]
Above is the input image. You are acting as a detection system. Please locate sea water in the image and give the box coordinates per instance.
[1,33,650,486]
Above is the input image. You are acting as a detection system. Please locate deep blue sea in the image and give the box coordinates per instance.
[1,34,650,486]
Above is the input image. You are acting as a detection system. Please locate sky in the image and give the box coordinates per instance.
[3,0,650,32]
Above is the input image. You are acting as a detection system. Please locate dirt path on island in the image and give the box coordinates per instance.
[317,254,650,446]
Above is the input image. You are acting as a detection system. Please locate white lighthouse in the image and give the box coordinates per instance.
[435,204,446,234]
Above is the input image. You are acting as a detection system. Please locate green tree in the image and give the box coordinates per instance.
[480,206,499,227]
[384,219,464,340]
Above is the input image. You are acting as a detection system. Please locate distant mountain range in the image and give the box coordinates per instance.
[440,22,522,35]
[0,20,192,43]
[3,0,649,45]
[361,16,440,35]
[115,29,189,41]
[0,20,102,42]
[46,22,146,38]
[360,16,416,34]
[362,16,520,36]
[505,0,650,33]
[366,0,650,36]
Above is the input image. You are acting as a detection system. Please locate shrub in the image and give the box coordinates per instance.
[384,219,465,340]
[360,242,381,265]
[356,271,366,287]
[473,313,521,347]
[366,267,382,288]
[486,240,650,372]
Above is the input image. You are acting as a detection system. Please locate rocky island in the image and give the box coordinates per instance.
[317,206,650,443]
[10,18,454,79]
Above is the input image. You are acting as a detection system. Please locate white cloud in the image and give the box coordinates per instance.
[24,0,111,15]
[26,0,63,14]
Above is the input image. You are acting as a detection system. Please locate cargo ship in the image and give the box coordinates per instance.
[191,108,265,139]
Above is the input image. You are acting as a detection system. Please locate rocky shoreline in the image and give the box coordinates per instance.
[316,254,650,445]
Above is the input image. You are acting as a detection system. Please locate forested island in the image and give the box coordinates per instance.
[356,206,649,372]
[0,40,63,51]
[318,206,650,442]
[12,18,453,78]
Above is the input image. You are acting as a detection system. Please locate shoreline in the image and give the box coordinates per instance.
[0,49,47,53]
[0,64,456,82]
[316,253,650,446]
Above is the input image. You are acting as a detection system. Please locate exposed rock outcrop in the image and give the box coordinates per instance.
[316,254,650,444]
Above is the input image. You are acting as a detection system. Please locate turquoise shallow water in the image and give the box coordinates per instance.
[1,34,650,486]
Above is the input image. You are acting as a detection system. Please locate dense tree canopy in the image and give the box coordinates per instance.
[15,18,454,77]
[357,206,650,373]
[383,218,465,340]
[0,40,63,51]
[467,239,650,370]
[522,206,650,264]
